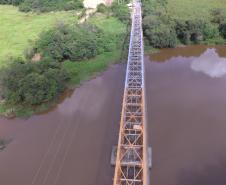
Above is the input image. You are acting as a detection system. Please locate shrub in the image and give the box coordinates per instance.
[186,20,206,43]
[175,20,189,44]
[18,2,31,12]
[142,0,167,17]
[143,15,161,32]
[111,2,130,23]
[0,0,83,11]
[97,3,109,14]
[211,8,225,24]
[0,0,24,5]
[145,24,177,48]
[143,15,177,48]
[142,0,177,48]
[219,22,226,38]
[63,0,83,11]
[203,22,219,40]
[1,60,69,105]
[175,19,215,44]
[32,23,111,62]
[142,0,156,17]
[19,0,83,12]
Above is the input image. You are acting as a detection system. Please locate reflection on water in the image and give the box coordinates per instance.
[150,45,226,62]
[191,49,226,78]
[150,45,226,78]
[150,45,207,62]
[147,45,226,185]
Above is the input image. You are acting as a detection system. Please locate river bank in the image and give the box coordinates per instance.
[0,8,129,118]
[0,48,125,118]
[0,64,126,185]
[1,45,226,184]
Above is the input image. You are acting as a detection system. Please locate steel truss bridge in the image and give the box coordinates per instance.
[113,1,150,185]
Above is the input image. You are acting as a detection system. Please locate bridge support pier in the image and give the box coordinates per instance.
[111,146,152,169]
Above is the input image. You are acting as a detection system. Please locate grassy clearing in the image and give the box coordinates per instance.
[88,15,126,35]
[0,5,77,67]
[167,0,226,20]
[63,49,123,85]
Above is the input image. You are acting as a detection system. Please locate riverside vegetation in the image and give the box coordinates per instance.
[142,0,226,48]
[0,1,130,117]
[0,0,83,12]
[1,0,226,117]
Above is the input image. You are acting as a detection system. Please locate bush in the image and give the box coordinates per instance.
[175,19,216,44]
[142,0,167,17]
[0,0,83,12]
[211,8,225,24]
[18,2,31,12]
[142,0,177,48]
[97,3,109,14]
[143,15,177,48]
[65,0,83,10]
[18,0,83,12]
[203,22,219,40]
[143,15,161,30]
[142,0,224,47]
[1,60,69,105]
[146,24,177,48]
[0,0,24,5]
[142,0,155,17]
[32,23,111,62]
[219,22,226,38]
[111,2,130,23]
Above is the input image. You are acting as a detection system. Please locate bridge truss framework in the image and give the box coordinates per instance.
[113,1,150,185]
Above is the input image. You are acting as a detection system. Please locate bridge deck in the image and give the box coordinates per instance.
[113,1,149,185]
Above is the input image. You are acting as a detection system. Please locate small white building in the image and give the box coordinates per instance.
[83,0,112,9]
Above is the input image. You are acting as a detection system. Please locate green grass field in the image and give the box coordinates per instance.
[0,5,77,67]
[88,15,126,35]
[167,0,226,20]
[63,50,122,85]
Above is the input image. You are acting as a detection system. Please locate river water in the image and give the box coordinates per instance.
[1,45,226,185]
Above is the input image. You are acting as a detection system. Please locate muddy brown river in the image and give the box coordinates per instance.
[1,45,226,185]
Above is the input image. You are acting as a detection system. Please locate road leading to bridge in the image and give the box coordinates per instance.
[113,1,150,184]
